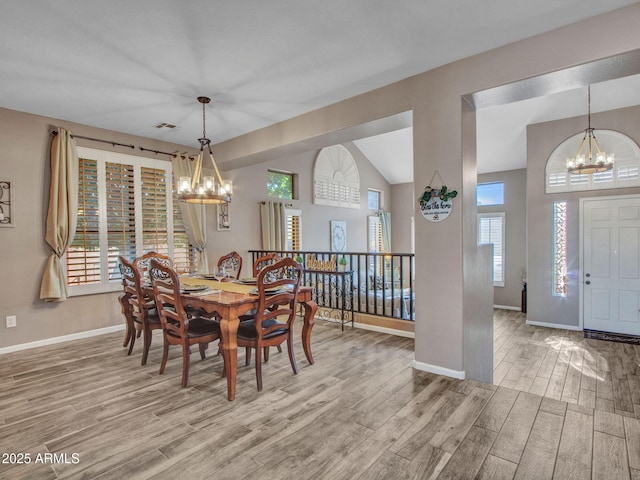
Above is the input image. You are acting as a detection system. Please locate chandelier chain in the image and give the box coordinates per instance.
[202,100,207,140]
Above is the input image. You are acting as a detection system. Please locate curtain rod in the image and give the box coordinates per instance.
[51,131,195,160]
[139,147,195,160]
[51,130,134,149]
[259,201,293,207]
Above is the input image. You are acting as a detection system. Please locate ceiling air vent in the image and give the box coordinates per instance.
[154,122,178,130]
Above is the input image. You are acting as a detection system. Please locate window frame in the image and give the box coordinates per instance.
[67,147,186,296]
[477,212,505,287]
[367,189,382,210]
[476,181,504,206]
[267,169,295,200]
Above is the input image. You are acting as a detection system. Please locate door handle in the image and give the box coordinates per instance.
[585,281,591,285]
[585,273,591,277]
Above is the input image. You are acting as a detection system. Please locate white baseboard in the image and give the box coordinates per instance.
[525,320,582,331]
[0,324,125,355]
[353,322,415,338]
[413,359,465,380]
[494,305,520,311]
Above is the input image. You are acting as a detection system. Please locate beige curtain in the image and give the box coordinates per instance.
[171,153,209,274]
[39,128,79,302]
[260,201,287,250]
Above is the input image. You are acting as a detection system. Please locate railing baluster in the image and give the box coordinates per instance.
[248,249,414,322]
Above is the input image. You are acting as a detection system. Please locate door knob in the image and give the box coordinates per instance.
[585,273,591,277]
[585,281,591,285]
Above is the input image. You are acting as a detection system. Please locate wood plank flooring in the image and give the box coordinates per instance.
[494,309,640,418]
[0,311,638,479]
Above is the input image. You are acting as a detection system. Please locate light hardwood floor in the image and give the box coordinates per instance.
[0,312,638,479]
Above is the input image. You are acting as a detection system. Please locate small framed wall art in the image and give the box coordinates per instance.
[0,180,14,227]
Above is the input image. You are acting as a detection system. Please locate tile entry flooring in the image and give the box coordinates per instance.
[0,309,638,479]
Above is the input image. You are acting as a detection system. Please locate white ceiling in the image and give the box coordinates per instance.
[1,1,638,181]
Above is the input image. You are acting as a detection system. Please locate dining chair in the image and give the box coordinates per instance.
[236,257,302,391]
[217,251,243,280]
[133,251,172,278]
[242,253,284,354]
[252,253,282,277]
[118,256,163,365]
[149,259,222,388]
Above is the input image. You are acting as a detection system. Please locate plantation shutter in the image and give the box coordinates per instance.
[285,209,301,251]
[140,166,170,257]
[478,213,505,286]
[106,161,136,282]
[67,158,101,285]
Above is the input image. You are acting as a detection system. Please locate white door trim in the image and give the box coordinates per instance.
[579,193,640,332]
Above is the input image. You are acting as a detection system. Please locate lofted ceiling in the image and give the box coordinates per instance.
[355,74,640,183]
[1,1,639,182]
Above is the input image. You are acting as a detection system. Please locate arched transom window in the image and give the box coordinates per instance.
[545,129,640,193]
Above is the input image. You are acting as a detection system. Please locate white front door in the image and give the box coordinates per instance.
[583,196,640,335]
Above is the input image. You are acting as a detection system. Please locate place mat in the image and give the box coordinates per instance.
[181,276,255,295]
[180,284,210,292]
[249,287,286,296]
[185,289,220,297]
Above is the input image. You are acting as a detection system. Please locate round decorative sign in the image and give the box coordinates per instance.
[419,198,453,222]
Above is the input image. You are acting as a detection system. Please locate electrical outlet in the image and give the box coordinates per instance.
[6,315,16,328]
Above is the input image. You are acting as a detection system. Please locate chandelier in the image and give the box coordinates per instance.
[176,96,233,204]
[566,86,614,175]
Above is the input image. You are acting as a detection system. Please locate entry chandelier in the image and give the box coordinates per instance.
[566,86,614,175]
[176,96,232,204]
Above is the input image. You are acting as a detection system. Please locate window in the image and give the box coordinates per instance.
[545,129,640,193]
[368,215,384,274]
[368,215,383,253]
[285,208,301,251]
[67,147,192,294]
[478,212,505,287]
[267,170,294,199]
[476,182,504,206]
[552,201,568,297]
[368,189,381,210]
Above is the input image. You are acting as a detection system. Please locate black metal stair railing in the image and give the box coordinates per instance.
[249,250,415,321]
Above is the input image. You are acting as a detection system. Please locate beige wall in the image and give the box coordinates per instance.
[390,183,415,254]
[0,106,390,349]
[478,169,527,309]
[0,107,186,348]
[207,141,392,271]
[527,105,640,328]
[210,4,640,377]
[2,5,640,379]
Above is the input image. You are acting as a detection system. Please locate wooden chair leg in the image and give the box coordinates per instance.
[141,327,152,366]
[181,342,191,388]
[245,347,252,366]
[255,345,263,391]
[264,346,270,362]
[118,294,134,349]
[159,336,169,375]
[287,336,298,375]
[127,328,137,356]
[199,343,207,360]
[277,345,282,353]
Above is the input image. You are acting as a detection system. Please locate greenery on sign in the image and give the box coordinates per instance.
[418,185,458,207]
[267,170,293,199]
[338,257,347,265]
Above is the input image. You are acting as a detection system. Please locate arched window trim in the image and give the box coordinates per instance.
[545,129,640,194]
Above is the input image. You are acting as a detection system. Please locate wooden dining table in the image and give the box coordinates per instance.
[136,276,317,401]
